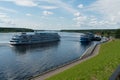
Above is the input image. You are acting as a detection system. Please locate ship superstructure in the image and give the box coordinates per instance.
[10,32,60,45]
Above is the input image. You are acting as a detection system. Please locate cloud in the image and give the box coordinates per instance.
[74,12,81,17]
[26,13,32,16]
[55,0,78,14]
[88,0,120,15]
[0,7,17,13]
[0,13,8,18]
[86,0,120,28]
[43,11,54,16]
[71,0,120,29]
[38,5,58,10]
[68,0,76,4]
[73,14,120,29]
[0,19,15,26]
[0,12,15,25]
[12,0,37,7]
[2,0,80,15]
[1,0,37,7]
[59,17,64,19]
[41,0,79,15]
[73,15,87,26]
[0,13,9,23]
[78,4,83,8]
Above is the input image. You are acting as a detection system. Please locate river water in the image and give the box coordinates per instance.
[0,32,94,80]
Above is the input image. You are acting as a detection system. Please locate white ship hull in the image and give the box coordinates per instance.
[10,39,60,45]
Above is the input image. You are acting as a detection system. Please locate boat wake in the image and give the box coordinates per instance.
[0,42,9,46]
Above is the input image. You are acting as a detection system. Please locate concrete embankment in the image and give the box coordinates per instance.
[30,42,100,80]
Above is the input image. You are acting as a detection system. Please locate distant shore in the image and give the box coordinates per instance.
[0,27,34,32]
[61,29,117,37]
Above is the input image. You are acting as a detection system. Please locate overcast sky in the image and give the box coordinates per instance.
[0,0,120,30]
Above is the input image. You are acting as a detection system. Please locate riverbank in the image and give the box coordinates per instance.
[45,39,120,80]
[30,42,100,80]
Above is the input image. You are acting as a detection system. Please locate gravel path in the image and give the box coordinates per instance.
[31,44,100,80]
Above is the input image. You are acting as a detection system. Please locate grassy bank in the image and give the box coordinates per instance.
[46,40,120,80]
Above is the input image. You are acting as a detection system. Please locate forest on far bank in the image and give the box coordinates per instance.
[0,27,34,32]
[1,27,120,38]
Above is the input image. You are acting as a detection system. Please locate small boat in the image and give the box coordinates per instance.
[10,32,60,45]
[93,36,101,41]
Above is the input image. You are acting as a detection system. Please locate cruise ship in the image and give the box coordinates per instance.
[80,32,101,43]
[80,32,94,43]
[10,32,60,45]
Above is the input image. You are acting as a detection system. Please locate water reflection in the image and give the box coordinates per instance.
[11,41,60,54]
[80,41,92,46]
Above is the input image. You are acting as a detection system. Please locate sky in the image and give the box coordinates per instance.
[0,0,120,30]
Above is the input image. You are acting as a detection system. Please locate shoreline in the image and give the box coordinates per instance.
[30,42,100,80]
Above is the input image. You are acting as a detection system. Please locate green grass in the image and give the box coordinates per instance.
[46,40,120,80]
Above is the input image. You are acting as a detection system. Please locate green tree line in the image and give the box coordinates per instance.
[61,29,120,38]
[115,29,120,38]
[0,27,34,32]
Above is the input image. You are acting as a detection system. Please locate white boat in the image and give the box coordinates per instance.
[10,32,60,45]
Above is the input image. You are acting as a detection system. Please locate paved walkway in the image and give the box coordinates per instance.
[31,44,100,80]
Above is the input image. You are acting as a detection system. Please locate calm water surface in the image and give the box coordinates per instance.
[0,32,93,80]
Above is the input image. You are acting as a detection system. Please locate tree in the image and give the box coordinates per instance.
[115,29,120,38]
